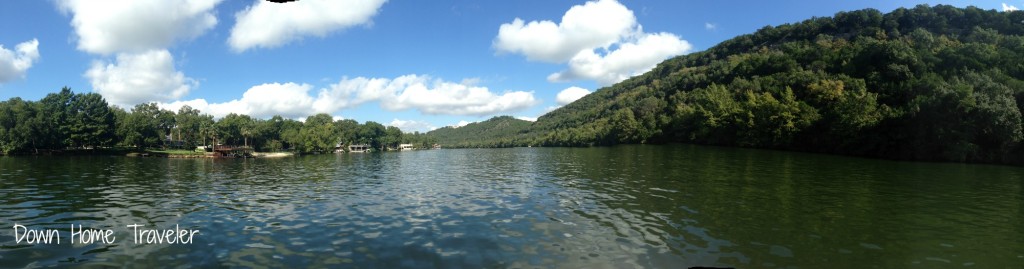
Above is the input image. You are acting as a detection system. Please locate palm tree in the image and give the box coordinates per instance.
[242,127,252,148]
[199,121,218,151]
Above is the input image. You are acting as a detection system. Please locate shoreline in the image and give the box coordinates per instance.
[8,149,299,159]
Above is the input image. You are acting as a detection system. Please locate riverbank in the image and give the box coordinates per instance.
[3,148,321,159]
[153,150,295,158]
[125,150,295,158]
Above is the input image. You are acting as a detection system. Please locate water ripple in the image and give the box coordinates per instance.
[1,147,1023,268]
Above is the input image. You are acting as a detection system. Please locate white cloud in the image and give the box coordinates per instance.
[229,0,388,52]
[515,116,537,122]
[387,119,436,133]
[549,32,690,85]
[555,86,591,105]
[235,83,320,118]
[160,74,538,119]
[158,99,217,116]
[86,50,196,107]
[453,120,474,127]
[384,76,537,115]
[160,83,321,119]
[0,39,40,83]
[494,0,691,86]
[705,22,717,31]
[56,0,221,55]
[1004,3,1020,11]
[316,75,538,116]
[57,0,215,106]
[494,0,636,63]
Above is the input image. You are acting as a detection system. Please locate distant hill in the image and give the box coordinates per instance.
[426,116,534,148]
[436,5,1024,164]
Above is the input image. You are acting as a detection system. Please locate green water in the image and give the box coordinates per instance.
[1,145,1022,268]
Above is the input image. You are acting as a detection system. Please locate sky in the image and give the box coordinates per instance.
[0,0,1017,133]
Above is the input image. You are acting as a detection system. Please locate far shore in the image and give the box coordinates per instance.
[143,150,297,159]
[118,149,299,158]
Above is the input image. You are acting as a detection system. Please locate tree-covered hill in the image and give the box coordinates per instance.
[426,116,534,148]
[524,5,1024,164]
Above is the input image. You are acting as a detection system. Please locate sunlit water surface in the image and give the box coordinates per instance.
[1,145,1023,268]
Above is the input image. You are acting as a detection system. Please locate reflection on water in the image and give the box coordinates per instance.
[1,145,1023,268]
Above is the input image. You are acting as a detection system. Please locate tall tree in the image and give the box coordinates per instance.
[360,121,386,150]
[216,113,254,146]
[174,105,207,149]
[68,92,115,149]
[118,103,165,149]
[382,126,403,150]
[301,113,338,152]
[37,87,74,150]
[0,98,41,154]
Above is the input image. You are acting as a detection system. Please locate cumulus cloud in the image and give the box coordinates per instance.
[1005,3,1020,11]
[387,119,436,133]
[86,50,197,107]
[229,0,388,52]
[315,75,538,116]
[0,39,40,83]
[494,0,635,63]
[160,75,538,119]
[548,32,690,85]
[705,22,717,31]
[494,0,691,86]
[160,83,320,119]
[555,86,592,105]
[56,0,221,55]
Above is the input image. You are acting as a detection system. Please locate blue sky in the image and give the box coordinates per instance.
[0,0,1016,132]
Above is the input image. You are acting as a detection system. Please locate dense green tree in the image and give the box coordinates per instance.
[382,126,403,150]
[335,119,360,146]
[68,92,115,149]
[216,113,254,147]
[0,98,41,154]
[359,121,386,150]
[173,105,209,149]
[300,113,338,152]
[670,84,744,145]
[118,103,166,149]
[37,87,74,149]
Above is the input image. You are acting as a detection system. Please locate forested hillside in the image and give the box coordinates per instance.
[519,5,1024,164]
[426,116,534,148]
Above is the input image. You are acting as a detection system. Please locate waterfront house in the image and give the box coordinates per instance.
[349,144,371,152]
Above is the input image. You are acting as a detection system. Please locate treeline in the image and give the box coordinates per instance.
[437,5,1024,164]
[0,88,435,155]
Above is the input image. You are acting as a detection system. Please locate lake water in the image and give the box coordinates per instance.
[1,145,1023,268]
